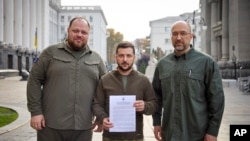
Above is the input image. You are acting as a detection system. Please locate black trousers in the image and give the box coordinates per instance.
[37,126,93,141]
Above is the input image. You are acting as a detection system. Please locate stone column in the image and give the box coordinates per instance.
[217,36,222,60]
[22,0,30,49]
[210,2,218,61]
[0,0,3,41]
[30,0,36,49]
[205,0,211,55]
[36,0,42,50]
[4,0,14,44]
[200,0,207,53]
[41,0,50,50]
[221,0,229,61]
[14,0,22,46]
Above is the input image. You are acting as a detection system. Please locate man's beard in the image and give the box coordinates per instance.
[174,43,188,51]
[174,41,187,51]
[68,39,85,51]
[175,46,185,51]
[118,63,133,72]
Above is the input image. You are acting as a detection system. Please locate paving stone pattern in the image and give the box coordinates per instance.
[1,76,250,141]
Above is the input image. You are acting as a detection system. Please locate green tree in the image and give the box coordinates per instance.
[107,28,123,66]
[134,37,150,56]
[152,47,165,60]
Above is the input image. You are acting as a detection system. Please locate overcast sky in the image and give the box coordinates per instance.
[61,0,200,41]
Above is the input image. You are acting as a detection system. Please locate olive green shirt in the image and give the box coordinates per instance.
[152,48,225,141]
[27,42,107,130]
[93,70,158,140]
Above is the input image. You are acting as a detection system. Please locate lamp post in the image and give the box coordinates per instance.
[192,10,196,48]
[232,45,237,79]
[188,10,206,48]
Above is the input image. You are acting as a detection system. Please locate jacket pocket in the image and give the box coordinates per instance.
[53,56,72,63]
[84,60,99,65]
[159,72,171,80]
[187,72,203,81]
[83,60,100,79]
[159,73,171,88]
[49,56,72,76]
[159,73,171,98]
[184,70,204,99]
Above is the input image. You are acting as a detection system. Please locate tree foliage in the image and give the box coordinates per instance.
[134,38,150,55]
[107,28,123,65]
[152,47,165,60]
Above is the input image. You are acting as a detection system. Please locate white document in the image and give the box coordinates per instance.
[109,95,136,132]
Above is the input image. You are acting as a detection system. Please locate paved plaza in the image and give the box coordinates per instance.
[0,76,250,141]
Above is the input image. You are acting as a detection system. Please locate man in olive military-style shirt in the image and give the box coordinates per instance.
[27,17,107,141]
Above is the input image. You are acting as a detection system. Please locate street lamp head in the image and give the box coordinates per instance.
[202,25,207,30]
[199,17,206,25]
[199,17,207,30]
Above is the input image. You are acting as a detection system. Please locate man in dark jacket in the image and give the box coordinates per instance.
[93,41,158,141]
[152,21,225,141]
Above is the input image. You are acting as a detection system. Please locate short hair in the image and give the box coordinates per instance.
[68,17,90,28]
[116,41,135,55]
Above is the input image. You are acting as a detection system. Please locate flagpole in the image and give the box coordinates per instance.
[33,27,38,63]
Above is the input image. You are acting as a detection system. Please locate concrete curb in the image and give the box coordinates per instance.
[0,104,30,135]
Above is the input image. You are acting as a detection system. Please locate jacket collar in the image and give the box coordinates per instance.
[58,40,92,54]
[113,69,137,77]
[173,46,194,60]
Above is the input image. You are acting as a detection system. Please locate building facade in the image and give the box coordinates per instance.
[200,0,250,79]
[59,6,108,61]
[149,12,204,56]
[149,16,177,56]
[0,0,107,74]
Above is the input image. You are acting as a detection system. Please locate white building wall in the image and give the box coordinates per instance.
[149,13,203,55]
[29,0,36,49]
[58,6,108,62]
[14,0,22,46]
[22,0,30,48]
[49,7,59,45]
[91,13,107,62]
[150,21,173,55]
[0,1,107,62]
[150,17,182,55]
[36,0,42,50]
[186,14,203,51]
[41,0,50,50]
[4,0,14,44]
[0,0,3,41]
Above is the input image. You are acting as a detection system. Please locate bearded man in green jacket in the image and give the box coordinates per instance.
[93,41,158,141]
[152,21,225,141]
[27,17,106,141]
